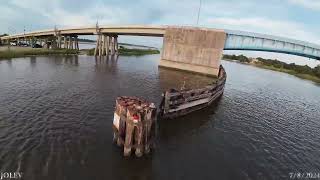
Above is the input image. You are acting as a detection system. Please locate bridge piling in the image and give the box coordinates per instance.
[102,35,106,55]
[99,34,103,56]
[75,36,79,50]
[105,35,110,56]
[110,36,115,56]
[63,36,67,49]
[159,27,226,77]
[94,34,100,56]
[69,36,72,49]
[57,35,62,48]
[114,35,118,54]
[70,37,74,49]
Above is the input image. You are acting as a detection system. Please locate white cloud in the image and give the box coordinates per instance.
[8,0,133,29]
[288,0,320,10]
[206,17,320,44]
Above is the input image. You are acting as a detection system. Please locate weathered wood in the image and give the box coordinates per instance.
[113,96,156,157]
[160,65,226,119]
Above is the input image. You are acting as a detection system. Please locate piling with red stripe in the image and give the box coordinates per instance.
[113,96,157,157]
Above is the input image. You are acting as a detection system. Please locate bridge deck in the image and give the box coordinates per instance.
[1,25,320,60]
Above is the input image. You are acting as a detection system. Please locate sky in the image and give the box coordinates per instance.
[1,0,320,67]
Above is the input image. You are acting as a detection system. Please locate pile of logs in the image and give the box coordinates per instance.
[159,65,227,119]
[112,96,157,157]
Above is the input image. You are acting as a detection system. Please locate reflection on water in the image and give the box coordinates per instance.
[0,55,319,180]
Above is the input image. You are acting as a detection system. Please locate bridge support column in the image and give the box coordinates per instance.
[57,35,62,48]
[63,36,67,49]
[45,39,49,49]
[159,27,226,77]
[69,36,74,49]
[98,35,103,56]
[110,36,115,56]
[67,36,71,49]
[75,36,79,50]
[52,37,57,49]
[102,35,106,55]
[94,34,102,56]
[39,39,43,47]
[114,35,118,54]
[105,35,110,56]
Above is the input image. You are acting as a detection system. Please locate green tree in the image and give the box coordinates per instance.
[313,65,320,78]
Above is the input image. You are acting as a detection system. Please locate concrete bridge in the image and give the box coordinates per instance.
[1,25,320,76]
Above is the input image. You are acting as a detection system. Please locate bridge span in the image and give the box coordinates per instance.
[1,25,320,76]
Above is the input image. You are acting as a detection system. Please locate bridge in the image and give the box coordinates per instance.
[1,25,320,76]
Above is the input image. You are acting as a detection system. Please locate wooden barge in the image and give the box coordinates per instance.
[159,65,226,119]
[112,66,226,157]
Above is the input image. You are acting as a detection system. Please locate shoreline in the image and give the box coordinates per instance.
[0,48,78,60]
[223,59,320,84]
[0,46,160,60]
[85,47,160,56]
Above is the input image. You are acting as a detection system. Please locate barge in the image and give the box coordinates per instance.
[159,65,226,119]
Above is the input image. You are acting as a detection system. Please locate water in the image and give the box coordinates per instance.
[0,55,319,180]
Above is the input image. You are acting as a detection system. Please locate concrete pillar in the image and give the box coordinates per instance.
[105,36,110,56]
[71,37,74,49]
[114,35,118,54]
[102,35,106,55]
[159,27,226,77]
[63,36,67,49]
[94,34,101,56]
[110,36,115,55]
[67,36,72,49]
[52,37,57,49]
[98,34,103,56]
[45,39,49,49]
[75,36,79,50]
[57,35,62,48]
[39,39,43,47]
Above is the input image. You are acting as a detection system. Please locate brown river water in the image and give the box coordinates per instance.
[0,54,319,180]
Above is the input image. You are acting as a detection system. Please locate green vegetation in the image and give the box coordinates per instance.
[0,49,78,60]
[223,54,320,83]
[0,33,8,37]
[223,54,251,63]
[118,46,160,56]
[78,38,95,43]
[86,46,160,56]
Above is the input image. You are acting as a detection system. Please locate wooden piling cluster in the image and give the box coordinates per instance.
[160,65,227,119]
[113,96,157,157]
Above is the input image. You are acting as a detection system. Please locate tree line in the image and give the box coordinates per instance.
[223,54,320,78]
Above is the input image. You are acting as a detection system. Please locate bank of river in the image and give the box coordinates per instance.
[224,58,320,84]
[85,47,160,56]
[0,45,160,60]
[0,47,78,60]
[0,55,319,180]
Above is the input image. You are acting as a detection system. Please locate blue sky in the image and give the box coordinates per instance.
[1,0,320,66]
